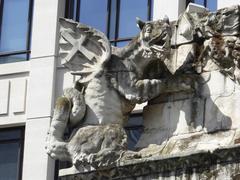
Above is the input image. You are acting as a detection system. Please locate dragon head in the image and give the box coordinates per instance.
[137,17,172,60]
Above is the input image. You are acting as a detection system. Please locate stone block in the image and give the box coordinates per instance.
[0,80,10,115]
[11,78,27,113]
[199,71,225,97]
[166,44,195,74]
[199,71,236,98]
[149,91,194,105]
[55,67,75,98]
[204,92,240,132]
[136,129,170,148]
[59,145,240,180]
[224,74,236,94]
[186,3,207,13]
[136,98,204,148]
[27,57,55,119]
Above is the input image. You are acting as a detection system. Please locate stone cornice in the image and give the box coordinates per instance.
[59,144,240,179]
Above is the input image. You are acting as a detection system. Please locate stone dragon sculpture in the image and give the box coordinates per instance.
[46,4,240,170]
[46,17,174,168]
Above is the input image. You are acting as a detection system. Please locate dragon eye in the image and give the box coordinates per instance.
[145,25,152,33]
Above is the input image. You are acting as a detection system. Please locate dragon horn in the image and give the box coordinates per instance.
[136,17,146,30]
[163,15,170,24]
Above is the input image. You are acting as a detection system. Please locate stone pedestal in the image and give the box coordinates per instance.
[136,71,240,153]
[58,71,240,180]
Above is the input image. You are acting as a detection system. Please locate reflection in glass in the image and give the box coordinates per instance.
[191,0,217,11]
[125,114,143,150]
[0,0,29,52]
[0,54,27,64]
[0,130,21,141]
[116,41,130,47]
[206,0,217,11]
[0,143,20,180]
[0,128,24,180]
[79,0,108,33]
[126,127,143,150]
[193,0,205,6]
[118,0,148,38]
[109,0,117,40]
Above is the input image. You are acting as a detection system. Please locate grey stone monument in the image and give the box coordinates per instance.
[46,4,240,179]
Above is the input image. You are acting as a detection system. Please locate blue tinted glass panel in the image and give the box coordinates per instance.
[73,0,78,21]
[126,128,143,150]
[126,114,143,127]
[125,114,143,150]
[0,143,20,180]
[150,0,154,20]
[111,42,116,46]
[207,0,217,11]
[0,54,27,64]
[0,0,29,52]
[118,0,148,38]
[116,41,130,47]
[194,0,205,6]
[109,0,117,40]
[0,129,21,141]
[79,0,108,33]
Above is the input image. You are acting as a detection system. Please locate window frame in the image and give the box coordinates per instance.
[186,0,217,11]
[0,0,34,62]
[109,0,152,46]
[186,0,207,7]
[65,0,153,46]
[0,126,25,180]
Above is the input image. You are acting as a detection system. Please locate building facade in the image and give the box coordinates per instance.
[0,0,239,180]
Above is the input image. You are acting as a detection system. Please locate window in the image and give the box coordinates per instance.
[0,127,25,180]
[125,114,144,150]
[187,0,217,11]
[0,0,33,64]
[65,0,153,47]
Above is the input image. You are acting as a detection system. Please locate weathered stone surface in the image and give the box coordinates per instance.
[46,4,240,176]
[204,92,240,132]
[46,17,174,168]
[136,97,204,148]
[200,71,227,96]
[137,88,240,148]
[47,123,127,169]
[166,44,196,74]
[59,145,240,180]
[137,128,237,156]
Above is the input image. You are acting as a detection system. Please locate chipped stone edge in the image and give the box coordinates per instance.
[59,144,240,179]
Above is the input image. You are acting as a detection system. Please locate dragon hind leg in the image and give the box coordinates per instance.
[46,96,72,160]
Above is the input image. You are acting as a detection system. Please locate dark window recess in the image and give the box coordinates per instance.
[65,0,153,47]
[0,127,25,180]
[125,114,144,150]
[55,160,73,180]
[187,0,217,11]
[0,0,33,64]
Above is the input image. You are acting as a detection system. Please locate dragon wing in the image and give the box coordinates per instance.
[58,18,111,83]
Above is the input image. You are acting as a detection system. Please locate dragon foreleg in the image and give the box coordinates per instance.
[123,79,166,103]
